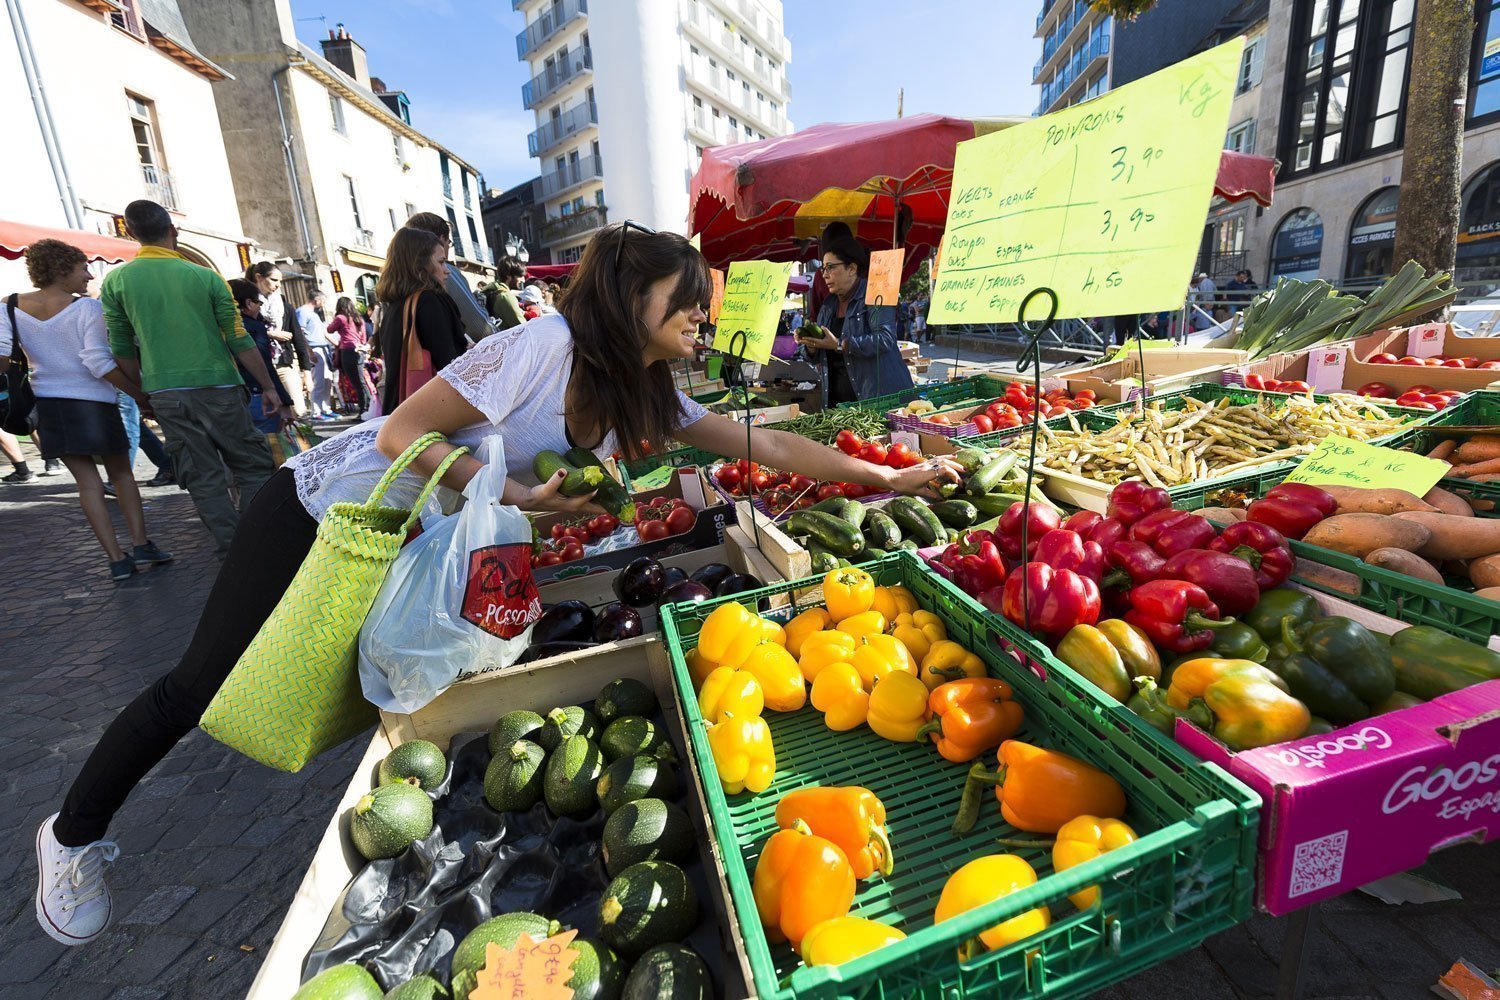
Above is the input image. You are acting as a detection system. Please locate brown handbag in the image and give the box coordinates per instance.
[398,292,435,403]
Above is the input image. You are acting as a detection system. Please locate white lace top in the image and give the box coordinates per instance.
[285,314,709,521]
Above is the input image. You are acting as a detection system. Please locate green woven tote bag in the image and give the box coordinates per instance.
[200,432,469,772]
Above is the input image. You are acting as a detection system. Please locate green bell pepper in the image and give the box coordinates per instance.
[1126,676,1214,736]
[1391,626,1500,700]
[1270,616,1396,725]
[1207,621,1270,663]
[1244,589,1321,646]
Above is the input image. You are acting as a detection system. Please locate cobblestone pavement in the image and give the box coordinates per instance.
[0,445,1496,1000]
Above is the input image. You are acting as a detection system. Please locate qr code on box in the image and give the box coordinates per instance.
[1289,830,1349,898]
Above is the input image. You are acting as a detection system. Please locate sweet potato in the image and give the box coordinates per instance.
[1449,457,1500,478]
[1469,553,1500,590]
[1391,510,1500,560]
[1422,485,1474,517]
[1473,587,1500,603]
[1363,547,1445,584]
[1321,485,1438,516]
[1302,514,1431,559]
[1199,506,1247,526]
[1452,435,1500,464]
[1426,439,1458,462]
[1292,559,1360,596]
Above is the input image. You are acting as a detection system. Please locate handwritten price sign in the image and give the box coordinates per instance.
[713,260,794,364]
[1284,435,1450,495]
[473,929,580,1000]
[866,248,905,306]
[928,38,1243,324]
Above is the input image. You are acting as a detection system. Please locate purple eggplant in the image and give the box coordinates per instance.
[689,562,735,594]
[594,602,645,643]
[659,580,713,610]
[530,601,595,646]
[661,566,690,589]
[714,573,763,598]
[614,557,666,607]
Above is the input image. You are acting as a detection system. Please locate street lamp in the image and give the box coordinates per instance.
[504,234,530,264]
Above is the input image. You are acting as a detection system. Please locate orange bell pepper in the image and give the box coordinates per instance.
[934,854,1051,959]
[784,608,832,657]
[798,630,858,683]
[697,601,762,668]
[916,678,1025,763]
[741,642,807,712]
[775,785,894,879]
[823,567,875,622]
[753,819,855,949]
[952,739,1127,834]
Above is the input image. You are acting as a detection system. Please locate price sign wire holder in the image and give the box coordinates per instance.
[1014,287,1061,647]
[726,329,768,555]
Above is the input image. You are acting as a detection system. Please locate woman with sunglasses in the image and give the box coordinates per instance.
[34,221,961,949]
[798,235,913,405]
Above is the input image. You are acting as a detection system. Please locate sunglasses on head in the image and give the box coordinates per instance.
[613,220,657,318]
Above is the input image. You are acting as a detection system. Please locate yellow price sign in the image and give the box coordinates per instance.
[1284,435,1450,495]
[713,260,794,364]
[929,38,1243,324]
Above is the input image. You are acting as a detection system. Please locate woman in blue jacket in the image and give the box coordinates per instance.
[799,235,912,404]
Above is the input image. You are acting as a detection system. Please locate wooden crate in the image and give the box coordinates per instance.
[248,641,754,1000]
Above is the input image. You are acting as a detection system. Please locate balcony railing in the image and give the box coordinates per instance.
[688,105,736,146]
[348,228,375,250]
[142,163,177,211]
[684,2,786,99]
[534,154,604,200]
[529,101,599,156]
[516,0,587,58]
[686,53,785,133]
[1037,31,1110,111]
[522,47,593,108]
[541,204,607,244]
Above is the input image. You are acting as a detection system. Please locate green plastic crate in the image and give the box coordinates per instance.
[1391,389,1500,505]
[619,446,723,490]
[1171,467,1500,644]
[835,374,1013,414]
[660,552,1258,1000]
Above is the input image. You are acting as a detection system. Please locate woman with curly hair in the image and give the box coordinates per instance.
[0,239,171,580]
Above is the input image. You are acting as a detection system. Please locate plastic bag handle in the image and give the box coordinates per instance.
[400,447,470,533]
[363,431,446,506]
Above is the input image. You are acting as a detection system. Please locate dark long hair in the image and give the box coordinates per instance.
[560,224,711,459]
[375,228,443,303]
[335,296,360,324]
[245,260,279,283]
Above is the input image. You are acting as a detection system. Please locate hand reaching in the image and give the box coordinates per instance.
[525,468,607,515]
[888,456,965,499]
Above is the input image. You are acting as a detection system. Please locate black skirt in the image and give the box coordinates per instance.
[34,397,129,460]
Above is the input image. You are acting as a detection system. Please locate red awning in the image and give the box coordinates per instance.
[524,263,577,281]
[688,116,1277,268]
[0,219,139,263]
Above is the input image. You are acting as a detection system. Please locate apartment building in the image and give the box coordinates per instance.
[513,0,793,263]
[2,0,252,286]
[178,5,492,305]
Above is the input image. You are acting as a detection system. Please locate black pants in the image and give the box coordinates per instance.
[340,347,369,412]
[54,468,317,846]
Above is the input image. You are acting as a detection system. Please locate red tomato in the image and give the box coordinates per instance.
[816,483,845,501]
[1441,358,1469,368]
[1072,397,1094,409]
[550,523,568,541]
[1050,399,1075,411]
[749,470,771,492]
[1006,381,1035,397]
[637,519,670,541]
[735,459,760,480]
[834,429,863,455]
[536,551,564,566]
[885,443,915,467]
[1408,384,1437,394]
[1422,394,1451,409]
[795,494,816,509]
[859,441,889,464]
[563,525,591,542]
[1458,357,1481,369]
[788,473,816,493]
[589,514,620,536]
[1395,391,1426,407]
[715,464,743,490]
[664,506,696,535]
[1406,401,1439,410]
[1479,361,1500,370]
[1074,389,1096,402]
[558,540,585,561]
[1262,379,1284,392]
[928,414,952,425]
[970,413,995,434]
[1436,389,1465,398]
[1356,382,1392,398]
[1396,356,1427,365]
[1244,374,1267,390]
[840,483,867,498]
[1280,380,1311,394]
[1369,353,1399,365]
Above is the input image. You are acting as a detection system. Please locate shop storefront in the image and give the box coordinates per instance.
[1459,160,1500,293]
[1268,207,1324,281]
[1344,186,1399,282]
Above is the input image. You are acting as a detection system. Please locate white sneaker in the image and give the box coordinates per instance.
[35,813,120,946]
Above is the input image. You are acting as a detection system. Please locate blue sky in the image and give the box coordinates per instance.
[292,0,1037,190]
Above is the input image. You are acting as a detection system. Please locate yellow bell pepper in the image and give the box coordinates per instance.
[799,916,905,966]
[741,642,808,712]
[784,608,832,657]
[698,666,764,724]
[760,618,787,646]
[698,602,763,669]
[892,610,947,664]
[798,630,858,682]
[934,855,1051,959]
[887,585,919,617]
[810,662,869,730]
[918,639,986,689]
[851,633,915,689]
[823,567,876,622]
[707,711,776,794]
[866,670,931,741]
[836,610,888,644]
[687,647,718,690]
[869,586,903,623]
[1054,620,1160,703]
[1166,657,1309,751]
[1052,815,1138,910]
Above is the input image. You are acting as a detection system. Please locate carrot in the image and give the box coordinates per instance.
[1392,510,1500,560]
[1452,435,1500,464]
[1422,486,1474,517]
[1321,485,1438,516]
[1468,553,1500,590]
[1302,514,1431,559]
[1363,547,1445,585]
[1293,560,1360,596]
[1468,473,1500,483]
[1449,457,1500,478]
[1472,587,1500,603]
[1426,439,1459,462]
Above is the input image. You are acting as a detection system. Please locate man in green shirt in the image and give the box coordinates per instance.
[486,256,527,331]
[102,200,292,555]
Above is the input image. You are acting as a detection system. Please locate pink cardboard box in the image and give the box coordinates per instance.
[1173,588,1500,915]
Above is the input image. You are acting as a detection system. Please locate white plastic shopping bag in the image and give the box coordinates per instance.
[359,437,543,712]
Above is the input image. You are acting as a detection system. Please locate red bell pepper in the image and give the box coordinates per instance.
[1063,509,1129,548]
[996,501,1063,562]
[1106,481,1172,526]
[987,562,1101,640]
[1244,483,1336,540]
[1156,549,1261,616]
[956,539,1008,595]
[1033,528,1106,584]
[1103,539,1166,589]
[1129,509,1217,558]
[1124,580,1231,654]
[1208,520,1294,589]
